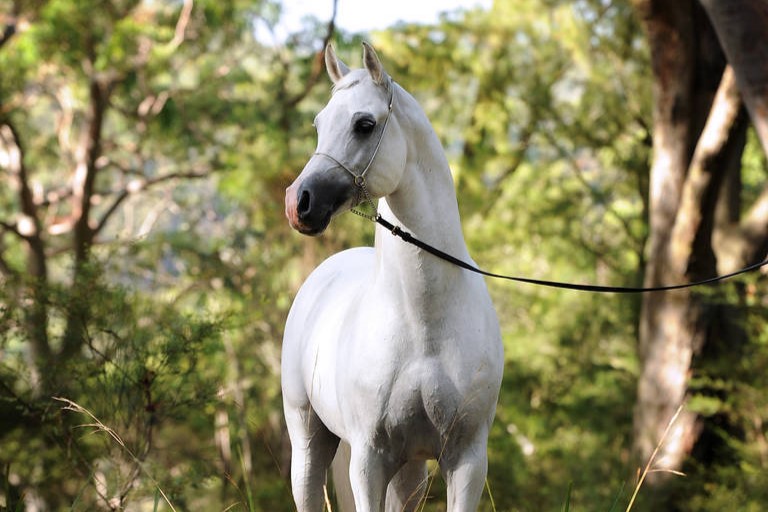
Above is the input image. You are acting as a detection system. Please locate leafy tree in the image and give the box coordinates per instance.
[0,0,312,508]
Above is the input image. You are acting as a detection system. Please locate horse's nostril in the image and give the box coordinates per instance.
[297,189,311,218]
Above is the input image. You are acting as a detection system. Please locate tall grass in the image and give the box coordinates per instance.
[624,404,685,511]
[557,404,685,512]
[55,397,178,511]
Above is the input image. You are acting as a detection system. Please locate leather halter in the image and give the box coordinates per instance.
[311,77,395,221]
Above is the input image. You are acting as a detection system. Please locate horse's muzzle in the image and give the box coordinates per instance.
[285,170,355,236]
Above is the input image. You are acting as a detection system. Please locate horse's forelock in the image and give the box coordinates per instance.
[331,78,360,95]
[330,69,391,96]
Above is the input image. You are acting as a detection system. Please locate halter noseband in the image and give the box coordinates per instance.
[312,78,395,220]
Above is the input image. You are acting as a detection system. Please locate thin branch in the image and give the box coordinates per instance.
[93,170,210,237]
[70,76,112,267]
[0,20,16,50]
[539,126,643,250]
[0,220,24,239]
[480,127,534,216]
[286,0,338,108]
[166,0,193,52]
[1,123,40,233]
[0,121,47,282]
[55,397,178,512]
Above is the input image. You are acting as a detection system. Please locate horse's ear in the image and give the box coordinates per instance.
[362,42,388,85]
[325,44,350,84]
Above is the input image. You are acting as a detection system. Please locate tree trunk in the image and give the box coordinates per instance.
[0,121,51,390]
[700,0,768,155]
[633,0,700,481]
[633,0,768,494]
[633,0,729,483]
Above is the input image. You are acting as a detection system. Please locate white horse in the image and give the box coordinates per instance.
[282,42,503,512]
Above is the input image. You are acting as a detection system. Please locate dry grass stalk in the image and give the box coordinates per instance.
[54,396,178,512]
[625,404,686,512]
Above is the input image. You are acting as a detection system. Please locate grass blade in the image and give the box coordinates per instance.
[561,481,573,512]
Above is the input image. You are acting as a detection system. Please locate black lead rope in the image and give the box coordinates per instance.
[375,215,768,294]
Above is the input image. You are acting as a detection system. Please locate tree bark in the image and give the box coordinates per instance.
[700,0,768,155]
[702,0,768,269]
[632,0,698,480]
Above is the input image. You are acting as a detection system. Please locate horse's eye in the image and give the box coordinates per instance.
[354,117,376,135]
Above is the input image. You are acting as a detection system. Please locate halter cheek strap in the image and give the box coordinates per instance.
[312,78,395,220]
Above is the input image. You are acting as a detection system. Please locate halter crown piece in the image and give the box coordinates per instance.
[312,77,395,221]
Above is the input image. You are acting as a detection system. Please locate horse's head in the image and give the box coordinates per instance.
[285,43,407,236]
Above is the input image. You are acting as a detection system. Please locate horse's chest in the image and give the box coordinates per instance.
[345,354,485,458]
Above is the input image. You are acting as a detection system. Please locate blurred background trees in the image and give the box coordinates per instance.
[0,0,766,510]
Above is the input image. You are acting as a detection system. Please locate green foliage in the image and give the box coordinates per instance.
[663,280,768,512]
[0,265,225,509]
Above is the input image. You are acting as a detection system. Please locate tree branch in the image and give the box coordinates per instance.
[71,76,111,266]
[61,61,114,358]
[168,0,193,51]
[0,219,23,239]
[0,19,16,50]
[0,1,49,52]
[539,127,644,251]
[0,119,51,371]
[669,65,742,278]
[286,0,337,108]
[0,122,46,275]
[92,170,210,238]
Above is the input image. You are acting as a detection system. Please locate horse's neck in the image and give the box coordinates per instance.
[373,89,470,307]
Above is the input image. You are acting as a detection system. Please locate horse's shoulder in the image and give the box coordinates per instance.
[292,246,374,305]
[308,246,374,283]
[319,246,375,270]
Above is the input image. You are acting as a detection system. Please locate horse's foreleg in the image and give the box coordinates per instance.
[285,404,340,512]
[348,444,395,512]
[441,436,489,512]
[385,460,428,512]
